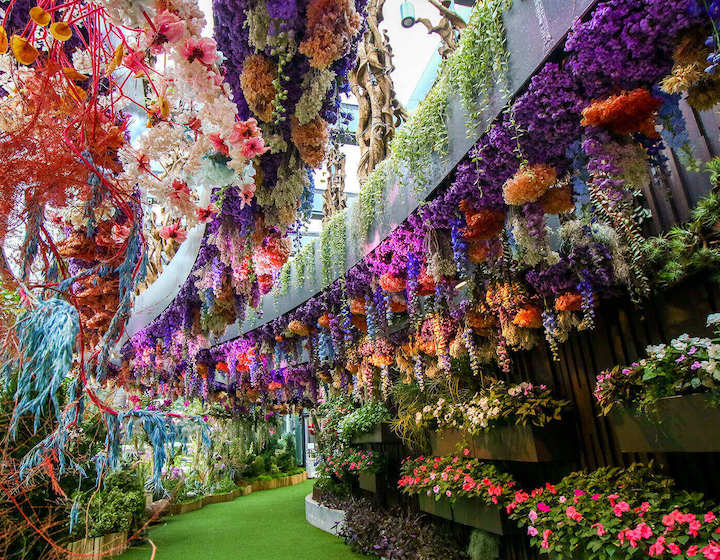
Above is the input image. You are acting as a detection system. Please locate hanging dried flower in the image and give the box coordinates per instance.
[503,164,557,206]
[11,35,39,65]
[50,22,72,42]
[555,292,582,312]
[290,115,329,168]
[581,88,661,137]
[539,185,574,215]
[462,209,507,241]
[379,273,407,293]
[513,306,543,329]
[240,54,278,122]
[299,0,362,69]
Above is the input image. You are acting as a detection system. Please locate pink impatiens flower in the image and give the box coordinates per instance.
[528,526,538,537]
[181,37,218,64]
[537,502,550,513]
[593,523,606,537]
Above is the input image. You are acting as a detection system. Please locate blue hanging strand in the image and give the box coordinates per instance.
[9,298,78,437]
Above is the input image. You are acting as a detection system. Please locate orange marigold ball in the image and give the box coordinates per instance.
[240,54,277,122]
[555,292,582,312]
[503,164,557,206]
[288,320,310,337]
[513,305,543,329]
[581,88,662,136]
[350,298,366,315]
[539,185,575,215]
[379,273,406,293]
[462,209,507,241]
[317,313,332,329]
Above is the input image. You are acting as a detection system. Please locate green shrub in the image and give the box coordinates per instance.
[246,455,266,477]
[71,471,146,539]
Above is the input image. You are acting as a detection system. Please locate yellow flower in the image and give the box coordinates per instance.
[66,83,86,102]
[62,67,88,81]
[11,35,39,65]
[106,44,124,75]
[0,27,8,55]
[29,6,51,26]
[50,21,72,41]
[159,95,170,119]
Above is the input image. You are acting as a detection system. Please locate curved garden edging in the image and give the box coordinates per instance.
[304,493,345,536]
[165,471,308,516]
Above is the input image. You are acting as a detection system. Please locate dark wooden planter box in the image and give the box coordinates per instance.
[418,494,515,535]
[350,423,399,445]
[358,471,381,493]
[609,394,720,453]
[430,422,571,462]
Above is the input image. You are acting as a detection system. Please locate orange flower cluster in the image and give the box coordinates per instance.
[290,116,329,167]
[317,313,332,329]
[288,320,310,337]
[555,292,582,312]
[299,0,362,69]
[379,273,406,293]
[389,294,407,313]
[417,270,436,297]
[466,310,496,332]
[502,164,557,206]
[350,298,366,315]
[581,88,661,137]
[351,315,367,332]
[539,185,574,215]
[513,305,542,329]
[240,54,278,122]
[468,239,503,264]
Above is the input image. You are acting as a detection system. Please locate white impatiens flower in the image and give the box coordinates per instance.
[707,313,720,327]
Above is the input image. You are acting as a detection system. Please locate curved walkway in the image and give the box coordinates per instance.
[120,480,364,560]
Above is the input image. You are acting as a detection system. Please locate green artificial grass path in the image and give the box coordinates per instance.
[119,479,366,560]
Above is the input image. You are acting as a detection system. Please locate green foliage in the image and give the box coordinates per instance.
[643,169,720,288]
[71,471,146,538]
[468,529,499,560]
[277,263,291,296]
[338,401,390,440]
[391,76,450,192]
[594,314,720,415]
[294,239,316,288]
[320,209,347,286]
[246,455,266,478]
[352,159,391,243]
[444,0,512,123]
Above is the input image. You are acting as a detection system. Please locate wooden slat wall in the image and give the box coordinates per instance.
[495,104,720,559]
[512,100,720,485]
